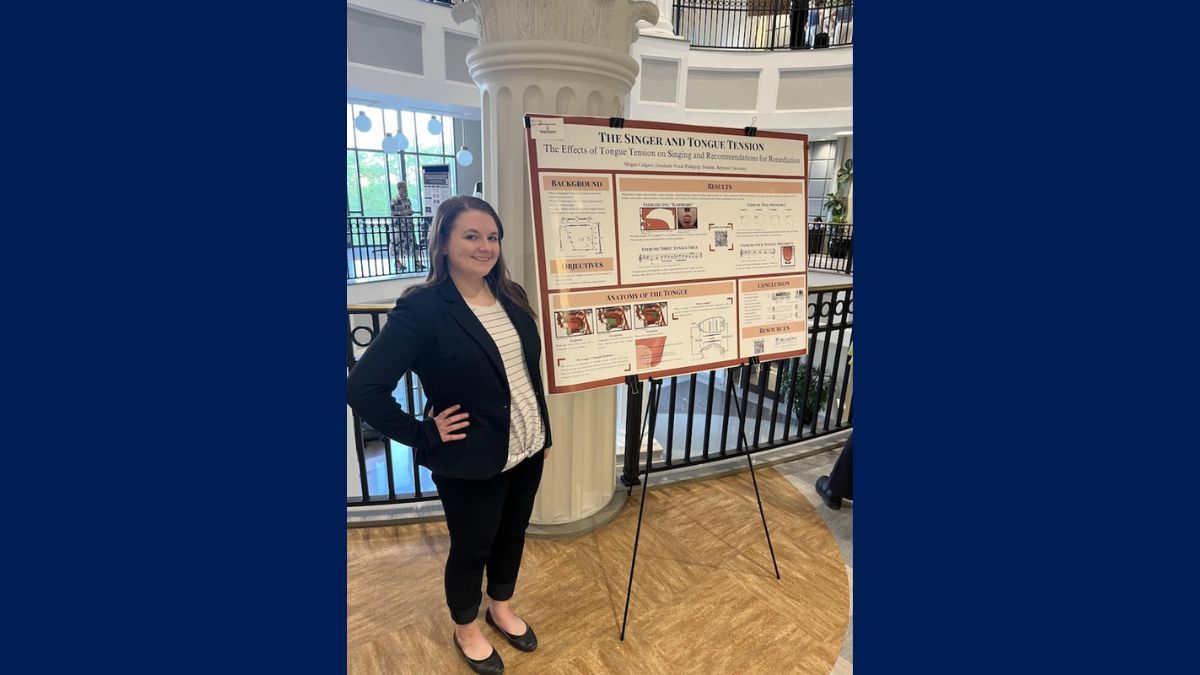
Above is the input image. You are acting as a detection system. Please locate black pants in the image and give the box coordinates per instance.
[828,432,853,500]
[432,452,545,625]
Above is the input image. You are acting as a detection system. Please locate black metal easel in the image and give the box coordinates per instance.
[620,375,660,640]
[619,358,780,641]
[731,357,781,581]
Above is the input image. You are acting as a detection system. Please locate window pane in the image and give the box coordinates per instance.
[419,155,451,169]
[357,151,390,216]
[353,105,385,152]
[808,198,823,219]
[443,121,456,157]
[405,157,422,215]
[383,108,399,137]
[387,153,404,202]
[346,104,468,227]
[415,113,445,155]
[402,112,418,154]
[347,151,362,213]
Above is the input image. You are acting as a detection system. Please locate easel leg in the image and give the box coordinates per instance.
[620,378,661,640]
[732,367,781,580]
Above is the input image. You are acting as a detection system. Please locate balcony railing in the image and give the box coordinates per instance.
[808,222,853,274]
[347,285,852,506]
[347,216,432,282]
[674,0,853,50]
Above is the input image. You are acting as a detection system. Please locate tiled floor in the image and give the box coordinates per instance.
[348,445,854,674]
[348,432,854,667]
[774,443,854,671]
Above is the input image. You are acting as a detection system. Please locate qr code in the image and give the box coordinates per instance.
[714,230,728,248]
[753,339,765,355]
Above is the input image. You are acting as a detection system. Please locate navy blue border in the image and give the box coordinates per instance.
[11,1,1196,672]
[8,4,348,671]
[858,3,1196,672]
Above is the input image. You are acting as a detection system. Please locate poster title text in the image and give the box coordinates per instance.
[596,132,765,151]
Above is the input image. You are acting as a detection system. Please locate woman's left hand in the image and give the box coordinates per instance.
[544,446,552,461]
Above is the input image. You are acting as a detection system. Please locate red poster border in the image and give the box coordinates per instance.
[525,115,810,395]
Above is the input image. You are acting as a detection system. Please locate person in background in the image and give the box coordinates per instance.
[835,1,853,44]
[389,182,418,272]
[806,0,824,48]
[348,196,553,674]
[820,1,836,43]
[816,432,853,509]
[815,343,852,509]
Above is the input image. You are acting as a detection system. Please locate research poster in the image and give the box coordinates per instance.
[420,164,451,216]
[525,115,809,394]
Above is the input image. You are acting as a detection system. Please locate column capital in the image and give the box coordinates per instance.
[452,0,658,51]
[638,0,681,38]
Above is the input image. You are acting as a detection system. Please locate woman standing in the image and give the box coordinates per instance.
[347,196,552,674]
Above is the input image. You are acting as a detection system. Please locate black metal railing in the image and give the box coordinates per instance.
[347,216,432,282]
[347,306,436,505]
[674,0,853,50]
[619,285,852,485]
[347,284,852,506]
[808,222,853,274]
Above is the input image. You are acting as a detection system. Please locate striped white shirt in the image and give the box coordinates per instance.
[468,301,546,471]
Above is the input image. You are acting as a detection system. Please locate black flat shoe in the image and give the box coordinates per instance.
[453,632,504,674]
[485,608,538,652]
[815,476,842,510]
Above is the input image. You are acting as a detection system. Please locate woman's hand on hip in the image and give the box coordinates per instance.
[433,404,469,442]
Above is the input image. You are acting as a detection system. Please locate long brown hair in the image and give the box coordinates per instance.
[402,195,537,320]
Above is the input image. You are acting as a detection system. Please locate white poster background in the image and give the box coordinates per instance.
[526,116,809,394]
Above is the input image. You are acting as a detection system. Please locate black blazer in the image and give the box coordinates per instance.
[346,280,553,480]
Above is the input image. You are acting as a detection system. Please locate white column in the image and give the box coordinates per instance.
[453,0,658,526]
[640,0,677,37]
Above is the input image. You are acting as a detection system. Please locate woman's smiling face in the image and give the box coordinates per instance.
[444,209,500,280]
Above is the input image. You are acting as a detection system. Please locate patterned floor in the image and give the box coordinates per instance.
[348,447,853,674]
[774,443,854,674]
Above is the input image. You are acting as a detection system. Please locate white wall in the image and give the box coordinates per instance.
[630,33,852,139]
[347,275,426,306]
[347,0,852,139]
[348,0,482,119]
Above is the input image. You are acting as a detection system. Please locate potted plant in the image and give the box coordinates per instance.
[822,192,848,224]
[836,157,853,195]
[783,362,834,425]
[822,193,851,259]
[823,159,853,259]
